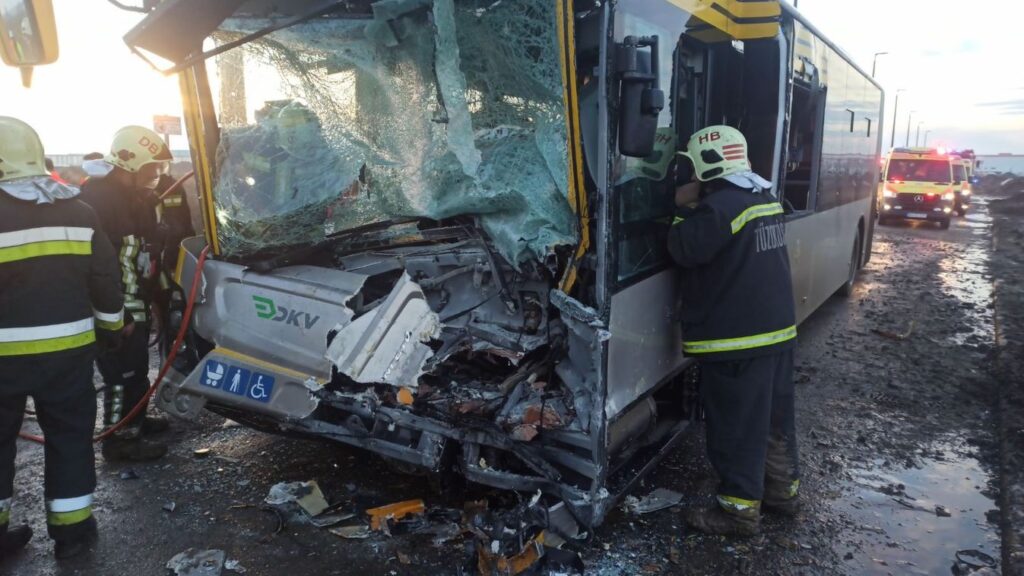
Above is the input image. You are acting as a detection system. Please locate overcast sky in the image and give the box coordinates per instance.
[2,0,1022,154]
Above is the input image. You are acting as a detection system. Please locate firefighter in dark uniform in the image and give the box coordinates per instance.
[79,126,173,462]
[0,117,125,560]
[668,126,800,536]
[152,171,195,358]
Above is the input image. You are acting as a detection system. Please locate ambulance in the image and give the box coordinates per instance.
[879,148,955,229]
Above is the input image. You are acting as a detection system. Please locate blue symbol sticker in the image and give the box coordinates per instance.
[247,372,275,403]
[224,366,252,397]
[201,360,227,389]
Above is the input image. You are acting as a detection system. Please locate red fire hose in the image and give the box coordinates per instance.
[19,245,211,444]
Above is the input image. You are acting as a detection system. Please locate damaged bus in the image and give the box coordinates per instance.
[104,0,885,528]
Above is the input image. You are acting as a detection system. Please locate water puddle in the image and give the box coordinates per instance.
[835,439,999,575]
[937,199,995,347]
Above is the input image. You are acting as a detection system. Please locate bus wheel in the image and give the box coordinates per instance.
[837,231,861,298]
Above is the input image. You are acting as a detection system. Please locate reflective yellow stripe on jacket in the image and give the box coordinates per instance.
[731,202,783,234]
[0,226,93,264]
[683,325,796,354]
[0,318,97,356]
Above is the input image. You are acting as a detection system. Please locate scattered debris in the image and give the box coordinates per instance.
[935,504,952,517]
[163,501,177,513]
[872,320,916,341]
[367,499,426,531]
[224,559,246,574]
[193,448,212,459]
[166,549,226,576]
[119,468,139,480]
[952,549,997,574]
[264,480,329,517]
[330,524,372,539]
[622,488,684,515]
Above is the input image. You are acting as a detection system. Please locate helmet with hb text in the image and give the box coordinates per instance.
[104,125,173,173]
[0,116,50,183]
[677,125,751,182]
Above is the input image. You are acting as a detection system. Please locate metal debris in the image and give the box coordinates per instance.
[622,488,684,514]
[264,480,329,517]
[329,524,372,539]
[166,548,226,576]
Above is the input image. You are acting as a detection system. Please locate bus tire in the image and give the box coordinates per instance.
[837,231,861,298]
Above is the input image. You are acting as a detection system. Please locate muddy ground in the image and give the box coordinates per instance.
[7,193,1019,576]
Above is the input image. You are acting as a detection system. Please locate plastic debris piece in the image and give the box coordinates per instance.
[397,387,414,405]
[193,448,212,458]
[166,548,226,576]
[367,499,426,531]
[119,468,139,480]
[163,501,177,513]
[330,525,372,539]
[953,549,997,574]
[224,559,246,574]
[477,533,546,576]
[622,488,684,514]
[264,480,329,517]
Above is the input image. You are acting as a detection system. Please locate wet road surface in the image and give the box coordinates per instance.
[8,200,1003,575]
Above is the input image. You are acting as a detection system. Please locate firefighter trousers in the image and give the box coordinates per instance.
[700,349,800,506]
[97,321,150,430]
[0,349,97,541]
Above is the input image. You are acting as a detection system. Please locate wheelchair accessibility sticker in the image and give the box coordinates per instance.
[200,360,276,404]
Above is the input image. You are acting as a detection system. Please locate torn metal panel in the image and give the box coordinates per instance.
[325,273,440,387]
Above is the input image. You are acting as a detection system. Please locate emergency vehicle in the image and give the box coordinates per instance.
[948,153,971,216]
[879,147,955,229]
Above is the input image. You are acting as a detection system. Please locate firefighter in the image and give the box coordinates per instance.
[0,117,125,559]
[79,126,173,462]
[668,125,800,536]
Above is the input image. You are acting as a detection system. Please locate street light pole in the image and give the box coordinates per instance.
[905,110,917,147]
[890,89,906,149]
[872,52,889,77]
[924,130,932,147]
[915,121,924,146]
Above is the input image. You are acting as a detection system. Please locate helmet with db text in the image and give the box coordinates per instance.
[104,125,173,174]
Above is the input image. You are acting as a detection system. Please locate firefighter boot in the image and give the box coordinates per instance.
[762,479,801,517]
[0,525,32,561]
[140,414,170,434]
[685,502,761,537]
[54,516,98,560]
[102,437,168,462]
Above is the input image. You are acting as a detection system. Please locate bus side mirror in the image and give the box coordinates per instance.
[617,35,664,158]
[0,0,60,88]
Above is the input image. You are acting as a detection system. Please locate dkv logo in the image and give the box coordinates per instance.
[252,295,321,329]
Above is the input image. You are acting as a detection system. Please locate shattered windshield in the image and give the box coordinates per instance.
[207,0,576,264]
